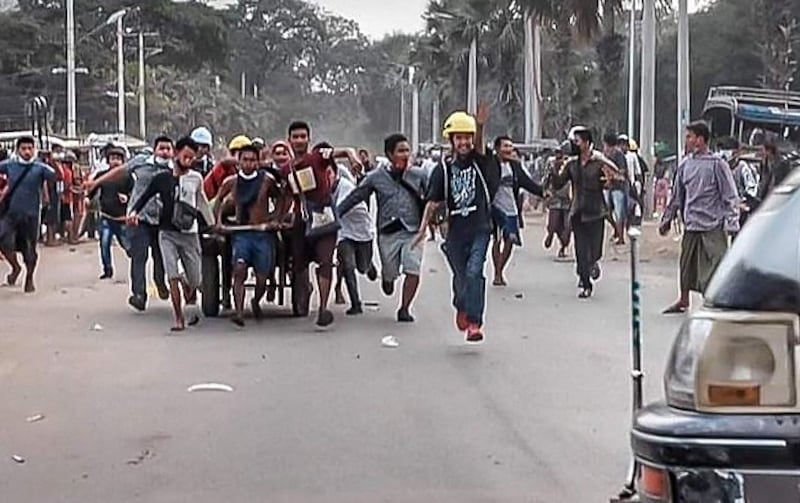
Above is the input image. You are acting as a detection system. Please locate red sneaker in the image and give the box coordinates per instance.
[456,311,469,331]
[465,324,484,345]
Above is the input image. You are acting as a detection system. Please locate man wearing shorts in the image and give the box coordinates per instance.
[129,137,214,332]
[603,132,630,245]
[337,134,426,323]
[280,121,339,328]
[0,136,57,293]
[214,142,282,327]
[490,135,543,286]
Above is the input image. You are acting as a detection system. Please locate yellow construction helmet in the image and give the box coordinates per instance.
[228,135,252,152]
[442,111,477,140]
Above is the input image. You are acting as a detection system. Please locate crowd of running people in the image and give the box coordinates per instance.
[1,104,661,342]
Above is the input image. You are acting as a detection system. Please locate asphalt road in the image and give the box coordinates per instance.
[1,221,688,502]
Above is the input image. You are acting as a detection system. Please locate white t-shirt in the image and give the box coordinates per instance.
[334,176,374,244]
[493,162,518,217]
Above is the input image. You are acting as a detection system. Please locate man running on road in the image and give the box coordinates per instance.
[415,106,499,343]
[490,135,543,287]
[280,121,339,328]
[214,143,282,327]
[87,136,174,311]
[0,136,57,293]
[337,134,425,322]
[128,137,214,331]
[89,145,133,279]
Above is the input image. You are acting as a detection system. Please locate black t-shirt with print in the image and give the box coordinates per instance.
[428,154,492,242]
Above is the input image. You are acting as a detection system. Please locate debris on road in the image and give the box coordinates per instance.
[26,414,45,423]
[514,293,524,299]
[11,455,25,464]
[187,383,234,393]
[126,449,153,466]
[90,323,104,332]
[428,268,438,274]
[381,336,399,348]
[355,354,360,359]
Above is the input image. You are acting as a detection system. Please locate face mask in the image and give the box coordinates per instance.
[154,156,171,166]
[568,141,581,156]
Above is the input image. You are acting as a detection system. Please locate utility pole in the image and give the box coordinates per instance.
[116,15,125,137]
[627,0,638,138]
[532,20,542,139]
[66,0,76,138]
[432,92,440,144]
[640,0,656,168]
[467,37,478,115]
[410,66,419,153]
[523,12,533,143]
[677,0,690,156]
[400,79,406,135]
[135,31,157,140]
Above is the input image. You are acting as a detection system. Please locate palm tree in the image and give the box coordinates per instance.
[423,0,498,114]
[517,0,619,139]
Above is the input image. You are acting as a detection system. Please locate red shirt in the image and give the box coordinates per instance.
[280,151,335,206]
[204,159,238,199]
[61,165,73,204]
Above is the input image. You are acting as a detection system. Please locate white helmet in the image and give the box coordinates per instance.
[190,126,213,146]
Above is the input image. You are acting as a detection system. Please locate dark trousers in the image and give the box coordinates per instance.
[547,208,571,248]
[679,229,728,294]
[99,218,130,274]
[572,217,604,288]
[129,223,166,300]
[443,232,491,326]
[337,239,373,308]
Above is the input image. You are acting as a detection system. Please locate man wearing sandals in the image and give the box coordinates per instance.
[660,121,739,315]
[0,136,56,293]
[128,137,214,332]
[214,142,283,327]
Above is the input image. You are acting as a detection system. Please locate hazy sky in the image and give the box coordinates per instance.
[209,0,427,38]
[310,0,427,38]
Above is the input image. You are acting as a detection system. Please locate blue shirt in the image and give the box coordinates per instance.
[0,159,56,217]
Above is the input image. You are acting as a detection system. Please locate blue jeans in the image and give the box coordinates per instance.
[128,223,166,300]
[443,232,491,326]
[99,218,130,274]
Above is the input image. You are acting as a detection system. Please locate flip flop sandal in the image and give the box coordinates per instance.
[662,304,688,314]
